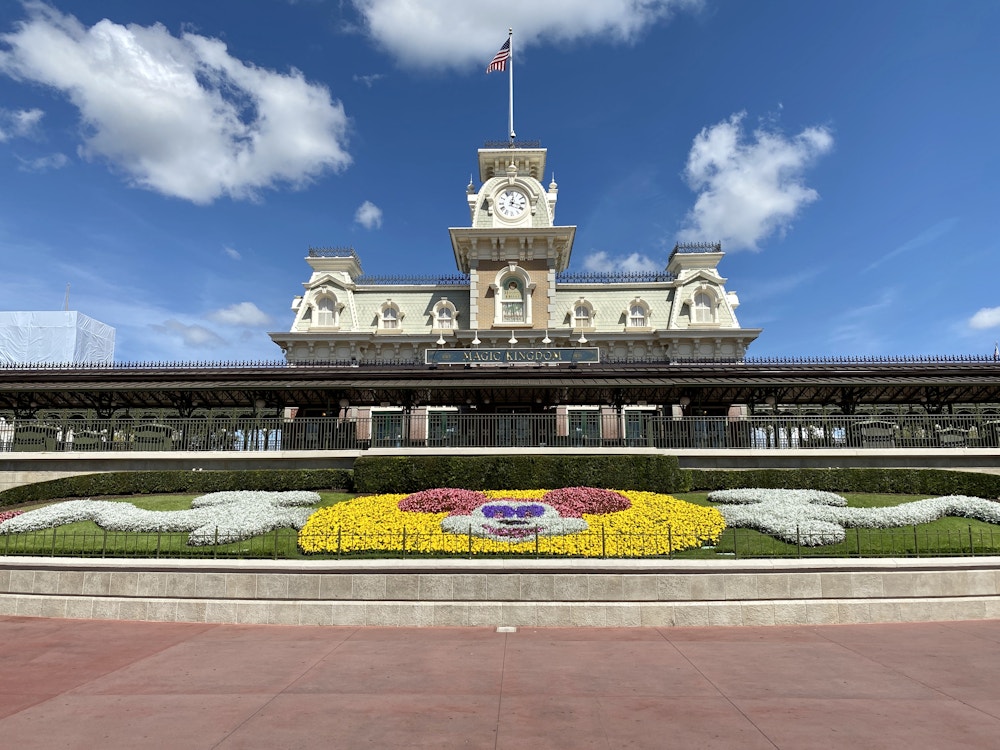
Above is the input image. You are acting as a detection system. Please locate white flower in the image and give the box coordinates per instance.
[708,488,1000,546]
[0,490,320,546]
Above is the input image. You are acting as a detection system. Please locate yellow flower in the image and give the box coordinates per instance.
[298,489,724,557]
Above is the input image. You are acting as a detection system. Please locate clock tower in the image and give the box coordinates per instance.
[449,144,576,332]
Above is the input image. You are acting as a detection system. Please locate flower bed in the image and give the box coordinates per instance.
[0,491,320,545]
[0,510,23,524]
[709,488,1000,545]
[298,487,724,557]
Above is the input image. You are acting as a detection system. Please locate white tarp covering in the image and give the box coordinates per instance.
[0,312,115,364]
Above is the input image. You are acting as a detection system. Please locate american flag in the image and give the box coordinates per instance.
[486,38,510,73]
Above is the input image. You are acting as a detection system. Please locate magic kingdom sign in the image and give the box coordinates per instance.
[425,347,601,366]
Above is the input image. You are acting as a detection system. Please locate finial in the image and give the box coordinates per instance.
[467,174,475,194]
[549,173,558,191]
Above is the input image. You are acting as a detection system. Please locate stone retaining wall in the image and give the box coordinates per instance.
[2,557,999,627]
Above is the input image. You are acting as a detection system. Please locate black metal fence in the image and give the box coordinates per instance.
[3,525,1000,559]
[2,413,998,452]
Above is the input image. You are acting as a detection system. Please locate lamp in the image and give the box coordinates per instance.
[436,334,446,346]
[471,330,481,346]
[679,396,691,408]
[509,331,518,345]
[577,332,588,344]
[542,329,552,345]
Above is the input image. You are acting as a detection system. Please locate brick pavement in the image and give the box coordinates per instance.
[2,616,1000,749]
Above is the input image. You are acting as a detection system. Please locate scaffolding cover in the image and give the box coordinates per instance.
[0,312,115,364]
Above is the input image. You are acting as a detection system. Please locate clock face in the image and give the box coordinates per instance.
[496,189,527,218]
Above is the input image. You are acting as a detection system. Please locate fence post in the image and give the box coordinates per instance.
[102,529,107,558]
[733,528,738,560]
[796,526,801,558]
[214,526,218,559]
[156,529,162,559]
[668,525,673,558]
[969,524,974,556]
[51,528,57,557]
[913,525,919,558]
[273,529,279,560]
[601,524,606,559]
[337,526,342,559]
[468,525,473,559]
[534,526,539,558]
[402,526,407,556]
[855,529,861,558]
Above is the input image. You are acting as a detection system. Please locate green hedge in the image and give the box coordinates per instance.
[0,469,353,507]
[353,454,684,493]
[683,468,1000,497]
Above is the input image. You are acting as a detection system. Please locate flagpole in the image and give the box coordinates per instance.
[508,28,515,145]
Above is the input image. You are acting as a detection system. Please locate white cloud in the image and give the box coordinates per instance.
[350,0,701,69]
[223,246,242,261]
[151,319,226,349]
[16,152,68,171]
[969,307,1000,330]
[0,4,351,203]
[207,302,271,326]
[677,112,833,251]
[354,199,383,229]
[0,106,43,140]
[582,250,660,273]
[353,72,385,87]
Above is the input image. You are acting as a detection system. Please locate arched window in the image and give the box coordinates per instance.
[433,299,458,330]
[491,265,533,327]
[381,304,400,329]
[572,299,594,329]
[315,295,337,327]
[628,301,649,328]
[693,292,713,324]
[501,278,525,323]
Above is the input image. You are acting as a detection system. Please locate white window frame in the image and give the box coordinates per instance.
[491,265,534,327]
[626,298,650,329]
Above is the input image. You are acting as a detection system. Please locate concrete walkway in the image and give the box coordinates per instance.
[2,617,1000,748]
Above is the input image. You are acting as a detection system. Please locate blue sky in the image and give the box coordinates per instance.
[1,0,998,361]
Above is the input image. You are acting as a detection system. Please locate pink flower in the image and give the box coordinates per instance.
[398,488,487,515]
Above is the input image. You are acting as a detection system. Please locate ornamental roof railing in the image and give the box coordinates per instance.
[307,247,361,262]
[355,274,471,286]
[0,353,998,371]
[556,270,675,284]
[671,242,722,254]
[483,140,542,149]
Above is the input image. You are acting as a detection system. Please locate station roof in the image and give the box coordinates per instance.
[0,357,997,414]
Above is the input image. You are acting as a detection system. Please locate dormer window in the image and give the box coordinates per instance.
[317,297,336,326]
[380,303,400,330]
[627,301,649,328]
[572,299,594,330]
[433,299,458,330]
[693,291,714,324]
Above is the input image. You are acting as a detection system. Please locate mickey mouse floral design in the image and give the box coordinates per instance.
[397,487,631,542]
